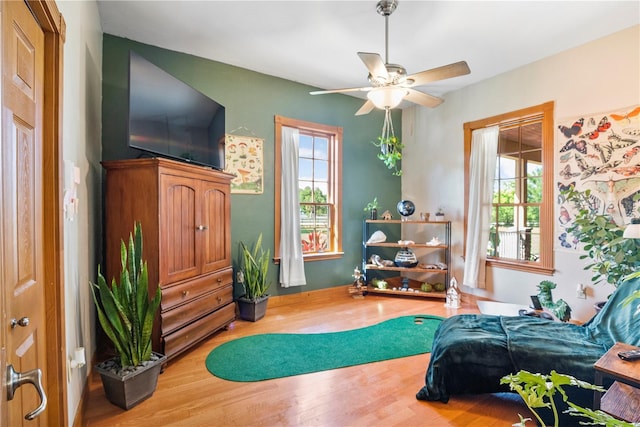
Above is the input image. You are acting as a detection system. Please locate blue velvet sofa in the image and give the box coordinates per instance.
[416,277,640,425]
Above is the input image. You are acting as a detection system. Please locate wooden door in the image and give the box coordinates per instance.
[159,173,199,284]
[200,179,231,274]
[0,1,48,425]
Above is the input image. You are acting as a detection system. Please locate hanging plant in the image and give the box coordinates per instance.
[371,107,403,176]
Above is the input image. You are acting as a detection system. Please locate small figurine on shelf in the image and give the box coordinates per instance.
[349,266,366,299]
[381,210,393,220]
[444,276,461,308]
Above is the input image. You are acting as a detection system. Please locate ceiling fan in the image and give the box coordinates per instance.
[310,0,470,115]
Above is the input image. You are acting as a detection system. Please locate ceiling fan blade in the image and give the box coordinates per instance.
[355,100,376,116]
[404,89,443,108]
[310,86,372,95]
[357,52,388,81]
[407,61,471,87]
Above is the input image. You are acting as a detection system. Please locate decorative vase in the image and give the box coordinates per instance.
[237,295,269,321]
[394,247,418,268]
[95,352,166,410]
[370,208,377,220]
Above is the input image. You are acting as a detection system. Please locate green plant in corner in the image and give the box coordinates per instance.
[561,186,640,288]
[90,222,161,368]
[240,233,271,300]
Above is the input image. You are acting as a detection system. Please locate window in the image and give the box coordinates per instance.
[464,102,554,274]
[274,116,343,261]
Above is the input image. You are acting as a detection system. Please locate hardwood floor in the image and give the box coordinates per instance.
[83,288,530,426]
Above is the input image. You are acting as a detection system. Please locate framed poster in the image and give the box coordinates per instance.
[555,105,640,251]
[224,134,264,194]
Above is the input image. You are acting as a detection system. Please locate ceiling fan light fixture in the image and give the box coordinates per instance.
[367,86,406,109]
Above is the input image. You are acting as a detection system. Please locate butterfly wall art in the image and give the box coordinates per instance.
[556,105,640,251]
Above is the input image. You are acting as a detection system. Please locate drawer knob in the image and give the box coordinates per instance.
[182,290,189,297]
[196,225,208,231]
[217,296,222,303]
[217,278,222,283]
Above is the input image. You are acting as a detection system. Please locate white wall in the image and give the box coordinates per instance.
[402,25,640,322]
[56,1,103,423]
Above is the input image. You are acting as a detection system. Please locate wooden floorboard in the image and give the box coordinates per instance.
[82,288,530,426]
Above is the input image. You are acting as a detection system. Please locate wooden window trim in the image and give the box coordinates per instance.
[463,101,555,275]
[274,115,343,263]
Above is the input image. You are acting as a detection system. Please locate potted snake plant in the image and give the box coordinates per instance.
[90,222,165,410]
[236,234,272,321]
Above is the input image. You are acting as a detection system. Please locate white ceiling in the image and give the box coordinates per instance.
[97,1,640,104]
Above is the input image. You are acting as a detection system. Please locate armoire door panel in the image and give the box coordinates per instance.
[160,175,199,283]
[200,182,231,274]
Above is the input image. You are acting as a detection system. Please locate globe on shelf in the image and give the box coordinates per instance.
[397,200,416,217]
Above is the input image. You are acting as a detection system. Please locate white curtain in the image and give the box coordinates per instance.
[463,126,499,289]
[279,127,307,287]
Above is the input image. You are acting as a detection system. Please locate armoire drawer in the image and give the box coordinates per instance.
[161,284,233,334]
[161,267,232,311]
[163,302,235,359]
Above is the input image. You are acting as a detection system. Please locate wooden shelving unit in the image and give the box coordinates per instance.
[362,219,451,299]
[365,277,446,299]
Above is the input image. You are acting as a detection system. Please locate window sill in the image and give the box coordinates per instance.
[487,258,554,275]
[273,251,344,264]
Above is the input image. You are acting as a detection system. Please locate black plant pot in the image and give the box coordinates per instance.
[237,295,269,322]
[96,352,166,410]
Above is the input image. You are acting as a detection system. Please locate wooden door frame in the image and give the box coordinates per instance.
[26,1,67,425]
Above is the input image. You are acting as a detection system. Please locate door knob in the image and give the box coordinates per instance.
[6,364,47,420]
[196,225,208,231]
[10,317,29,329]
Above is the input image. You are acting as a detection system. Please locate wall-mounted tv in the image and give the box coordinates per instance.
[127,51,225,170]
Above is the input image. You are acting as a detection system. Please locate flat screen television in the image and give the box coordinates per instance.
[127,51,225,170]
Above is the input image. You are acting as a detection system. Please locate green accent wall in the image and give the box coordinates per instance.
[102,34,401,296]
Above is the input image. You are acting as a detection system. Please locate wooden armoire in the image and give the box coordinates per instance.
[102,158,235,363]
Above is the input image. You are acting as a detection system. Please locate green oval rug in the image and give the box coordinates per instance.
[206,314,443,382]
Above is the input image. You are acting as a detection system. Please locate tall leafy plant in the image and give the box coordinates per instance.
[561,186,640,288]
[501,370,635,427]
[240,234,271,300]
[90,222,161,367]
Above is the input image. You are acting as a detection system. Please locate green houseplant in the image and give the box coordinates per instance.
[501,370,635,427]
[372,135,403,176]
[90,222,165,410]
[561,186,640,289]
[236,234,272,321]
[364,197,379,220]
[371,107,403,176]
